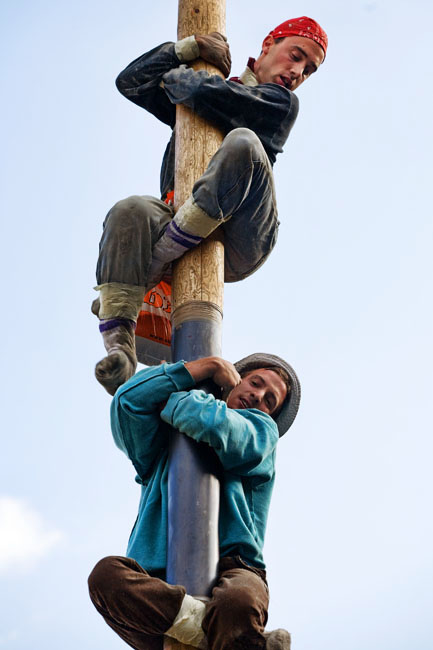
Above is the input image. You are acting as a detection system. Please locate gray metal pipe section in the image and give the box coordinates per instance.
[167,318,222,595]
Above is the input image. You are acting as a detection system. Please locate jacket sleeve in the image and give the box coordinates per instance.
[110,362,196,480]
[161,65,299,161]
[115,42,180,127]
[160,390,278,482]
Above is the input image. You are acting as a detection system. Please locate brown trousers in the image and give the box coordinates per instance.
[88,555,270,650]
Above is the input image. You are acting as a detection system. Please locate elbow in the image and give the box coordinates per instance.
[113,390,134,415]
[290,92,300,121]
[115,72,129,96]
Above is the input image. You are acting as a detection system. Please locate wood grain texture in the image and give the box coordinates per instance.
[172,0,226,316]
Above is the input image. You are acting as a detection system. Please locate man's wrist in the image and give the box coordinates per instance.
[184,357,219,383]
[175,35,200,62]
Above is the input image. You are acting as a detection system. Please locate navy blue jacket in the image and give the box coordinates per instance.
[116,42,299,199]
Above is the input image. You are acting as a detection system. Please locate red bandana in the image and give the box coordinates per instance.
[269,16,328,58]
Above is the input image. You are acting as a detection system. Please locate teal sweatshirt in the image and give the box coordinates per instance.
[110,361,279,570]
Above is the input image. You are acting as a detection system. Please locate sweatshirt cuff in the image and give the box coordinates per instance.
[175,35,200,62]
[165,360,197,391]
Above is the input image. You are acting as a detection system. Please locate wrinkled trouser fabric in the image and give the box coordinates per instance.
[88,555,270,650]
[96,128,279,286]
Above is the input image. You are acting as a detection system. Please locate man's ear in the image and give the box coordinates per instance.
[261,34,275,55]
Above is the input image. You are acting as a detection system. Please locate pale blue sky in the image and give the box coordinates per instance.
[1,1,432,649]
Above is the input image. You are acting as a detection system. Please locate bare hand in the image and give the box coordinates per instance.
[195,32,232,78]
[185,356,241,392]
[211,359,241,392]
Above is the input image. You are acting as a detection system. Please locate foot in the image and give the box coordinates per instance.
[165,594,207,649]
[95,349,136,396]
[96,318,138,395]
[264,629,291,650]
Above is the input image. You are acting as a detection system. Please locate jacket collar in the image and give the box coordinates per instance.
[230,58,258,87]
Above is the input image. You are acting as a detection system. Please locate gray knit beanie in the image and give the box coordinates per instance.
[234,353,301,437]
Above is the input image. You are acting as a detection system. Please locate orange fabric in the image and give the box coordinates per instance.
[136,281,171,347]
[164,190,175,206]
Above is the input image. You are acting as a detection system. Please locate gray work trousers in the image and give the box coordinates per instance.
[88,555,270,650]
[96,128,279,286]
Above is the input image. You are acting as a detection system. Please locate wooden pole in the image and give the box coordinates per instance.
[164,1,226,648]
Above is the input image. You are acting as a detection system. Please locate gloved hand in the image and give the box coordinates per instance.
[195,32,231,77]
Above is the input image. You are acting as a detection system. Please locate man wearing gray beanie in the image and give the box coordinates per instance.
[89,353,301,649]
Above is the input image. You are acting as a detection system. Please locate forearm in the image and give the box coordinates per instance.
[161,390,278,478]
[115,38,200,124]
[116,42,178,91]
[162,66,298,152]
[110,362,196,477]
[113,361,195,414]
[115,31,232,126]
[115,42,180,125]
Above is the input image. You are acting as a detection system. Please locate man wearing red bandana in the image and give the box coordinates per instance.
[93,16,327,395]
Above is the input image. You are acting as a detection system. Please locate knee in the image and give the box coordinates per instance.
[103,195,153,231]
[204,571,268,649]
[88,556,124,602]
[222,128,264,161]
[211,584,262,625]
[205,587,266,649]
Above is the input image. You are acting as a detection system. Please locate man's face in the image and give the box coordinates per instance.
[226,368,287,417]
[254,35,324,91]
